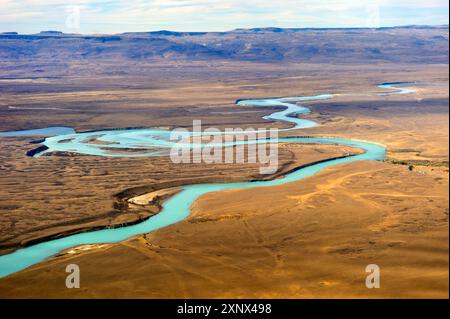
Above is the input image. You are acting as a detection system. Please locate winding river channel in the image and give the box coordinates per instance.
[0,82,414,278]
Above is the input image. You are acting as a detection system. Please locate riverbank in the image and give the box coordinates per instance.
[0,64,448,295]
[1,159,447,298]
[0,142,363,257]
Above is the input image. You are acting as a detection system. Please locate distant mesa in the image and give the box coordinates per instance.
[123,30,208,36]
[233,27,285,33]
[148,30,208,36]
[39,31,64,35]
[0,25,447,64]
[1,32,18,35]
[148,30,184,36]
[387,24,449,30]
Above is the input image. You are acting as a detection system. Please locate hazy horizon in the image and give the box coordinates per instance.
[1,24,449,36]
[1,0,449,34]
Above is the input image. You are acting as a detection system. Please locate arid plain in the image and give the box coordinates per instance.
[0,27,448,298]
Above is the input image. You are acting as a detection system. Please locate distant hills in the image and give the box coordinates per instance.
[0,25,448,64]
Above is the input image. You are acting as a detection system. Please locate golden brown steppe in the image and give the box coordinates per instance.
[1,161,446,298]
[0,62,448,298]
[0,140,358,254]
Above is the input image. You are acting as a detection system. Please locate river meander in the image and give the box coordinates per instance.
[0,82,414,278]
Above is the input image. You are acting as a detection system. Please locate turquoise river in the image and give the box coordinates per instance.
[0,82,415,278]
